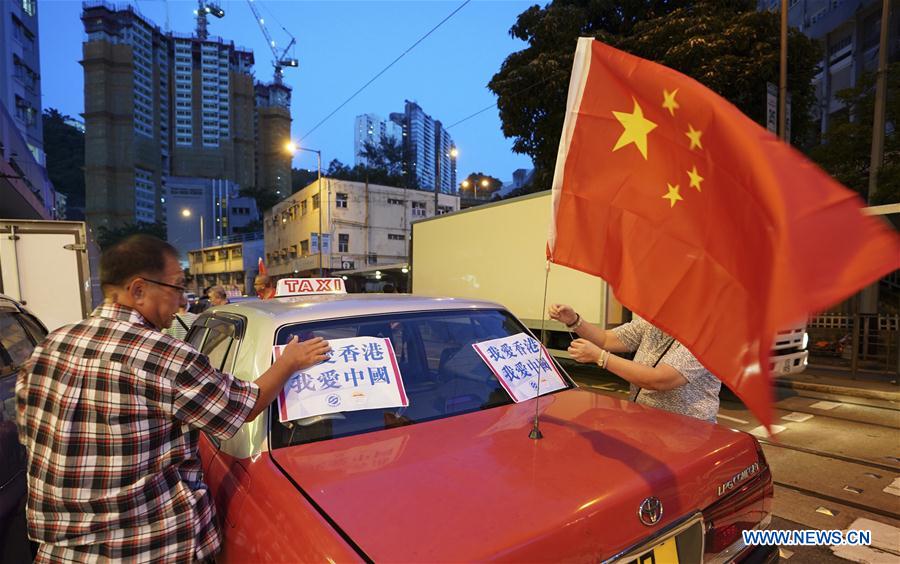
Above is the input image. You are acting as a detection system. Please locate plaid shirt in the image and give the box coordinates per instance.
[16,303,259,562]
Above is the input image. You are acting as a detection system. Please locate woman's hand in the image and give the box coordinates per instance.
[568,338,603,364]
[548,303,577,326]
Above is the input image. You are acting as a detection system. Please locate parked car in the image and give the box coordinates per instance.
[190,281,776,563]
[0,294,47,562]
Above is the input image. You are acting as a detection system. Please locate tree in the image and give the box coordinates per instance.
[96,221,166,249]
[42,108,85,219]
[460,172,502,199]
[489,0,821,190]
[809,63,900,205]
[326,159,352,178]
[321,155,414,190]
[238,186,280,214]
[291,167,319,192]
[359,134,404,177]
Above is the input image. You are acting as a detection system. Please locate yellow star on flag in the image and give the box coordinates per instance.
[662,88,680,116]
[685,124,703,150]
[687,165,704,192]
[612,98,658,160]
[663,183,683,208]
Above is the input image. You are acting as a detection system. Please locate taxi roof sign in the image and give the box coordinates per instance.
[275,277,347,297]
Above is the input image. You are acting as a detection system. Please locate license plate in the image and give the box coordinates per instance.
[628,537,679,564]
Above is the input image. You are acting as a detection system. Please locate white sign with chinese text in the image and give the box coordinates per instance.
[472,333,566,403]
[275,336,408,422]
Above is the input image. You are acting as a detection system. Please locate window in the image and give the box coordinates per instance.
[412,201,426,218]
[232,247,242,258]
[0,311,43,377]
[336,193,348,208]
[438,205,453,215]
[388,233,405,241]
[301,200,308,215]
[338,233,349,253]
[387,198,405,206]
[270,309,565,447]
[22,0,35,17]
[312,194,320,210]
[199,319,239,373]
[300,240,309,255]
[367,253,378,265]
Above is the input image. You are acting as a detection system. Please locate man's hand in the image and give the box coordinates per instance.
[548,303,577,326]
[279,336,331,372]
[248,336,332,421]
[568,338,603,364]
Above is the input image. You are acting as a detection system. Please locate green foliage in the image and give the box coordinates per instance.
[460,172,503,199]
[291,168,319,192]
[42,108,85,218]
[322,157,416,190]
[809,63,900,204]
[359,134,404,177]
[239,185,280,213]
[489,0,821,190]
[96,221,166,249]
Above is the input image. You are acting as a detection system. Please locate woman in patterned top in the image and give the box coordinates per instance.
[549,303,721,422]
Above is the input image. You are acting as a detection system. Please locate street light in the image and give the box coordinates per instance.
[181,208,204,290]
[285,141,324,276]
[479,178,489,200]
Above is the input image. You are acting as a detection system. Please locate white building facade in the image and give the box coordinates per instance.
[264,178,459,279]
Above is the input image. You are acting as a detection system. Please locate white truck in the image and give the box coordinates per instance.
[0,220,100,332]
[410,191,808,375]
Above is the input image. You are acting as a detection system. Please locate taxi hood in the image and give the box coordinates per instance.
[271,389,762,562]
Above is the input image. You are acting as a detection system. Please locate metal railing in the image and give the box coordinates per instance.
[807,314,899,378]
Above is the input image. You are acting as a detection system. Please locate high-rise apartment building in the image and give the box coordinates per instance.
[758,0,897,135]
[354,113,402,167]
[81,2,290,231]
[389,101,456,193]
[0,0,57,219]
[255,82,293,198]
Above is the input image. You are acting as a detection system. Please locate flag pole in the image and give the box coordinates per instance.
[529,260,552,440]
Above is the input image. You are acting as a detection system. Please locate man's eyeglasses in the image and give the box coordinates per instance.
[142,278,188,293]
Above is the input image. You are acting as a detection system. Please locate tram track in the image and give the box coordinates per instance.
[771,480,900,522]
[787,391,900,413]
[758,439,900,474]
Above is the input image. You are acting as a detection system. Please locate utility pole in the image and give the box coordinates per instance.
[860,0,892,315]
[778,0,788,141]
[868,0,891,205]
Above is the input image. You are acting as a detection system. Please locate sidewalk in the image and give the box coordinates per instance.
[775,364,900,402]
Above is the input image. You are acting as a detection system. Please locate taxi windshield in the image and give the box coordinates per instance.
[271,309,570,448]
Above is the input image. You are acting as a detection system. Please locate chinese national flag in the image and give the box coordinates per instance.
[548,38,900,428]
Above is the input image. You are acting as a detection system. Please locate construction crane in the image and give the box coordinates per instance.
[195,0,225,40]
[246,0,298,84]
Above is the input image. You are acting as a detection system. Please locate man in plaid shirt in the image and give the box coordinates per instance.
[16,235,330,562]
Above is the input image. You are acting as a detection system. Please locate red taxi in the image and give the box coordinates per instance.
[191,279,776,562]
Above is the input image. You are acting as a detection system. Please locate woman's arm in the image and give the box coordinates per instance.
[568,338,688,391]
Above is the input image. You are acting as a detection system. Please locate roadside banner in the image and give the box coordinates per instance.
[472,332,566,402]
[275,336,408,422]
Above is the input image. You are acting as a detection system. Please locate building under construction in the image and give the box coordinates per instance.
[81,1,292,234]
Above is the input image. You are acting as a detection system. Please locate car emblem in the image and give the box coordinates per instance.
[638,497,663,526]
